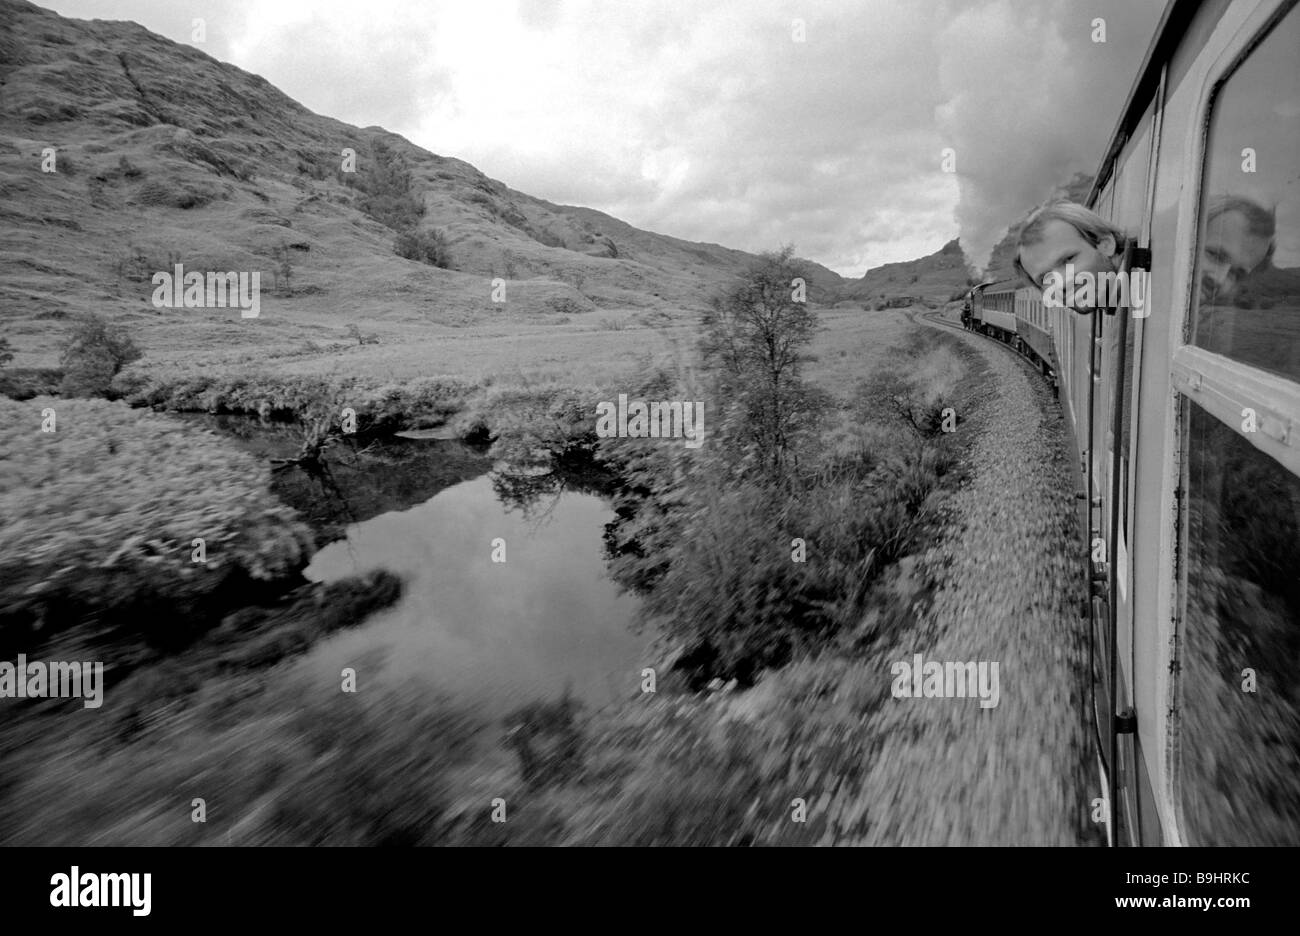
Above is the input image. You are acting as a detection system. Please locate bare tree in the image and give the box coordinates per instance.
[699,244,827,483]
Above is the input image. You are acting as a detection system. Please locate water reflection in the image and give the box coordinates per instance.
[300,472,647,715]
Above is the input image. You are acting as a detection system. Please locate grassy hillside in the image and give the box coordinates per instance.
[0,0,858,389]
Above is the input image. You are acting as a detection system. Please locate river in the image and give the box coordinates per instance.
[190,415,650,714]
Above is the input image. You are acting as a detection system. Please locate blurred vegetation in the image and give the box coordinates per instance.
[503,689,585,789]
[114,368,479,434]
[0,668,485,846]
[0,652,898,845]
[0,366,63,400]
[58,312,141,398]
[1181,407,1300,844]
[0,396,314,649]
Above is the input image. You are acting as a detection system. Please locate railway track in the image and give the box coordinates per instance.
[847,304,1097,844]
[916,306,1054,383]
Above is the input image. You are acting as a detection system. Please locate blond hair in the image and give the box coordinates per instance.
[1013,199,1128,287]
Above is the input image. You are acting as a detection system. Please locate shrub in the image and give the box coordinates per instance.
[0,669,483,845]
[545,296,592,316]
[58,313,142,398]
[601,437,942,683]
[569,656,896,845]
[466,381,599,465]
[0,367,62,400]
[133,178,217,209]
[344,323,380,345]
[857,337,964,441]
[355,139,426,231]
[503,689,584,788]
[597,326,970,683]
[393,228,453,268]
[0,397,315,641]
[59,351,116,398]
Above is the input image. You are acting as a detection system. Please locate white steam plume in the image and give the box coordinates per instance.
[935,0,1164,276]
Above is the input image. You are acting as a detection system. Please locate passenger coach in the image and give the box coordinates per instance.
[971,0,1299,846]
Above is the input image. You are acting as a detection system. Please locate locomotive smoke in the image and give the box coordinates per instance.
[935,0,1163,276]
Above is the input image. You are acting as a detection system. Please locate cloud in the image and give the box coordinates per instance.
[39,0,1165,277]
[935,0,1164,273]
[220,0,456,139]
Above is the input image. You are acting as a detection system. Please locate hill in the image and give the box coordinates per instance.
[834,238,973,309]
[0,0,1100,392]
[0,0,850,382]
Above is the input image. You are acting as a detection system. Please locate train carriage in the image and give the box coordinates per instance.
[1013,289,1055,380]
[971,279,1019,342]
[972,280,1060,385]
[966,0,1300,846]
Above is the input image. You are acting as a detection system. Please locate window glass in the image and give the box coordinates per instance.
[1190,4,1300,383]
[1112,100,1155,238]
[1105,319,1136,460]
[1179,401,1300,844]
[1097,181,1115,225]
[1103,315,1136,600]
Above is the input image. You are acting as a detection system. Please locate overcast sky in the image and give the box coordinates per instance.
[40,0,1165,276]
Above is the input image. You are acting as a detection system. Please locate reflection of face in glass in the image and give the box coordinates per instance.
[1198,206,1274,305]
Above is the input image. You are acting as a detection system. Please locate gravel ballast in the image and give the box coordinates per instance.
[848,313,1100,845]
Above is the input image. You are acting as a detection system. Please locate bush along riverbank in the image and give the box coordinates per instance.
[109,365,611,453]
[0,395,404,689]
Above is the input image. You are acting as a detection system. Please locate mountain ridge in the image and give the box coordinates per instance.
[0,0,859,346]
[1,0,1079,375]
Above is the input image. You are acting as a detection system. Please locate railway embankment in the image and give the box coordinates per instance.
[846,311,1099,844]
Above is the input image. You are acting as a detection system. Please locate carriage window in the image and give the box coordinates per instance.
[1189,3,1300,384]
[1103,311,1136,597]
[1179,401,1300,844]
[1111,98,1155,239]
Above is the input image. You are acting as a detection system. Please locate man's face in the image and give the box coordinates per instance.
[1017,219,1117,313]
[1199,210,1271,305]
